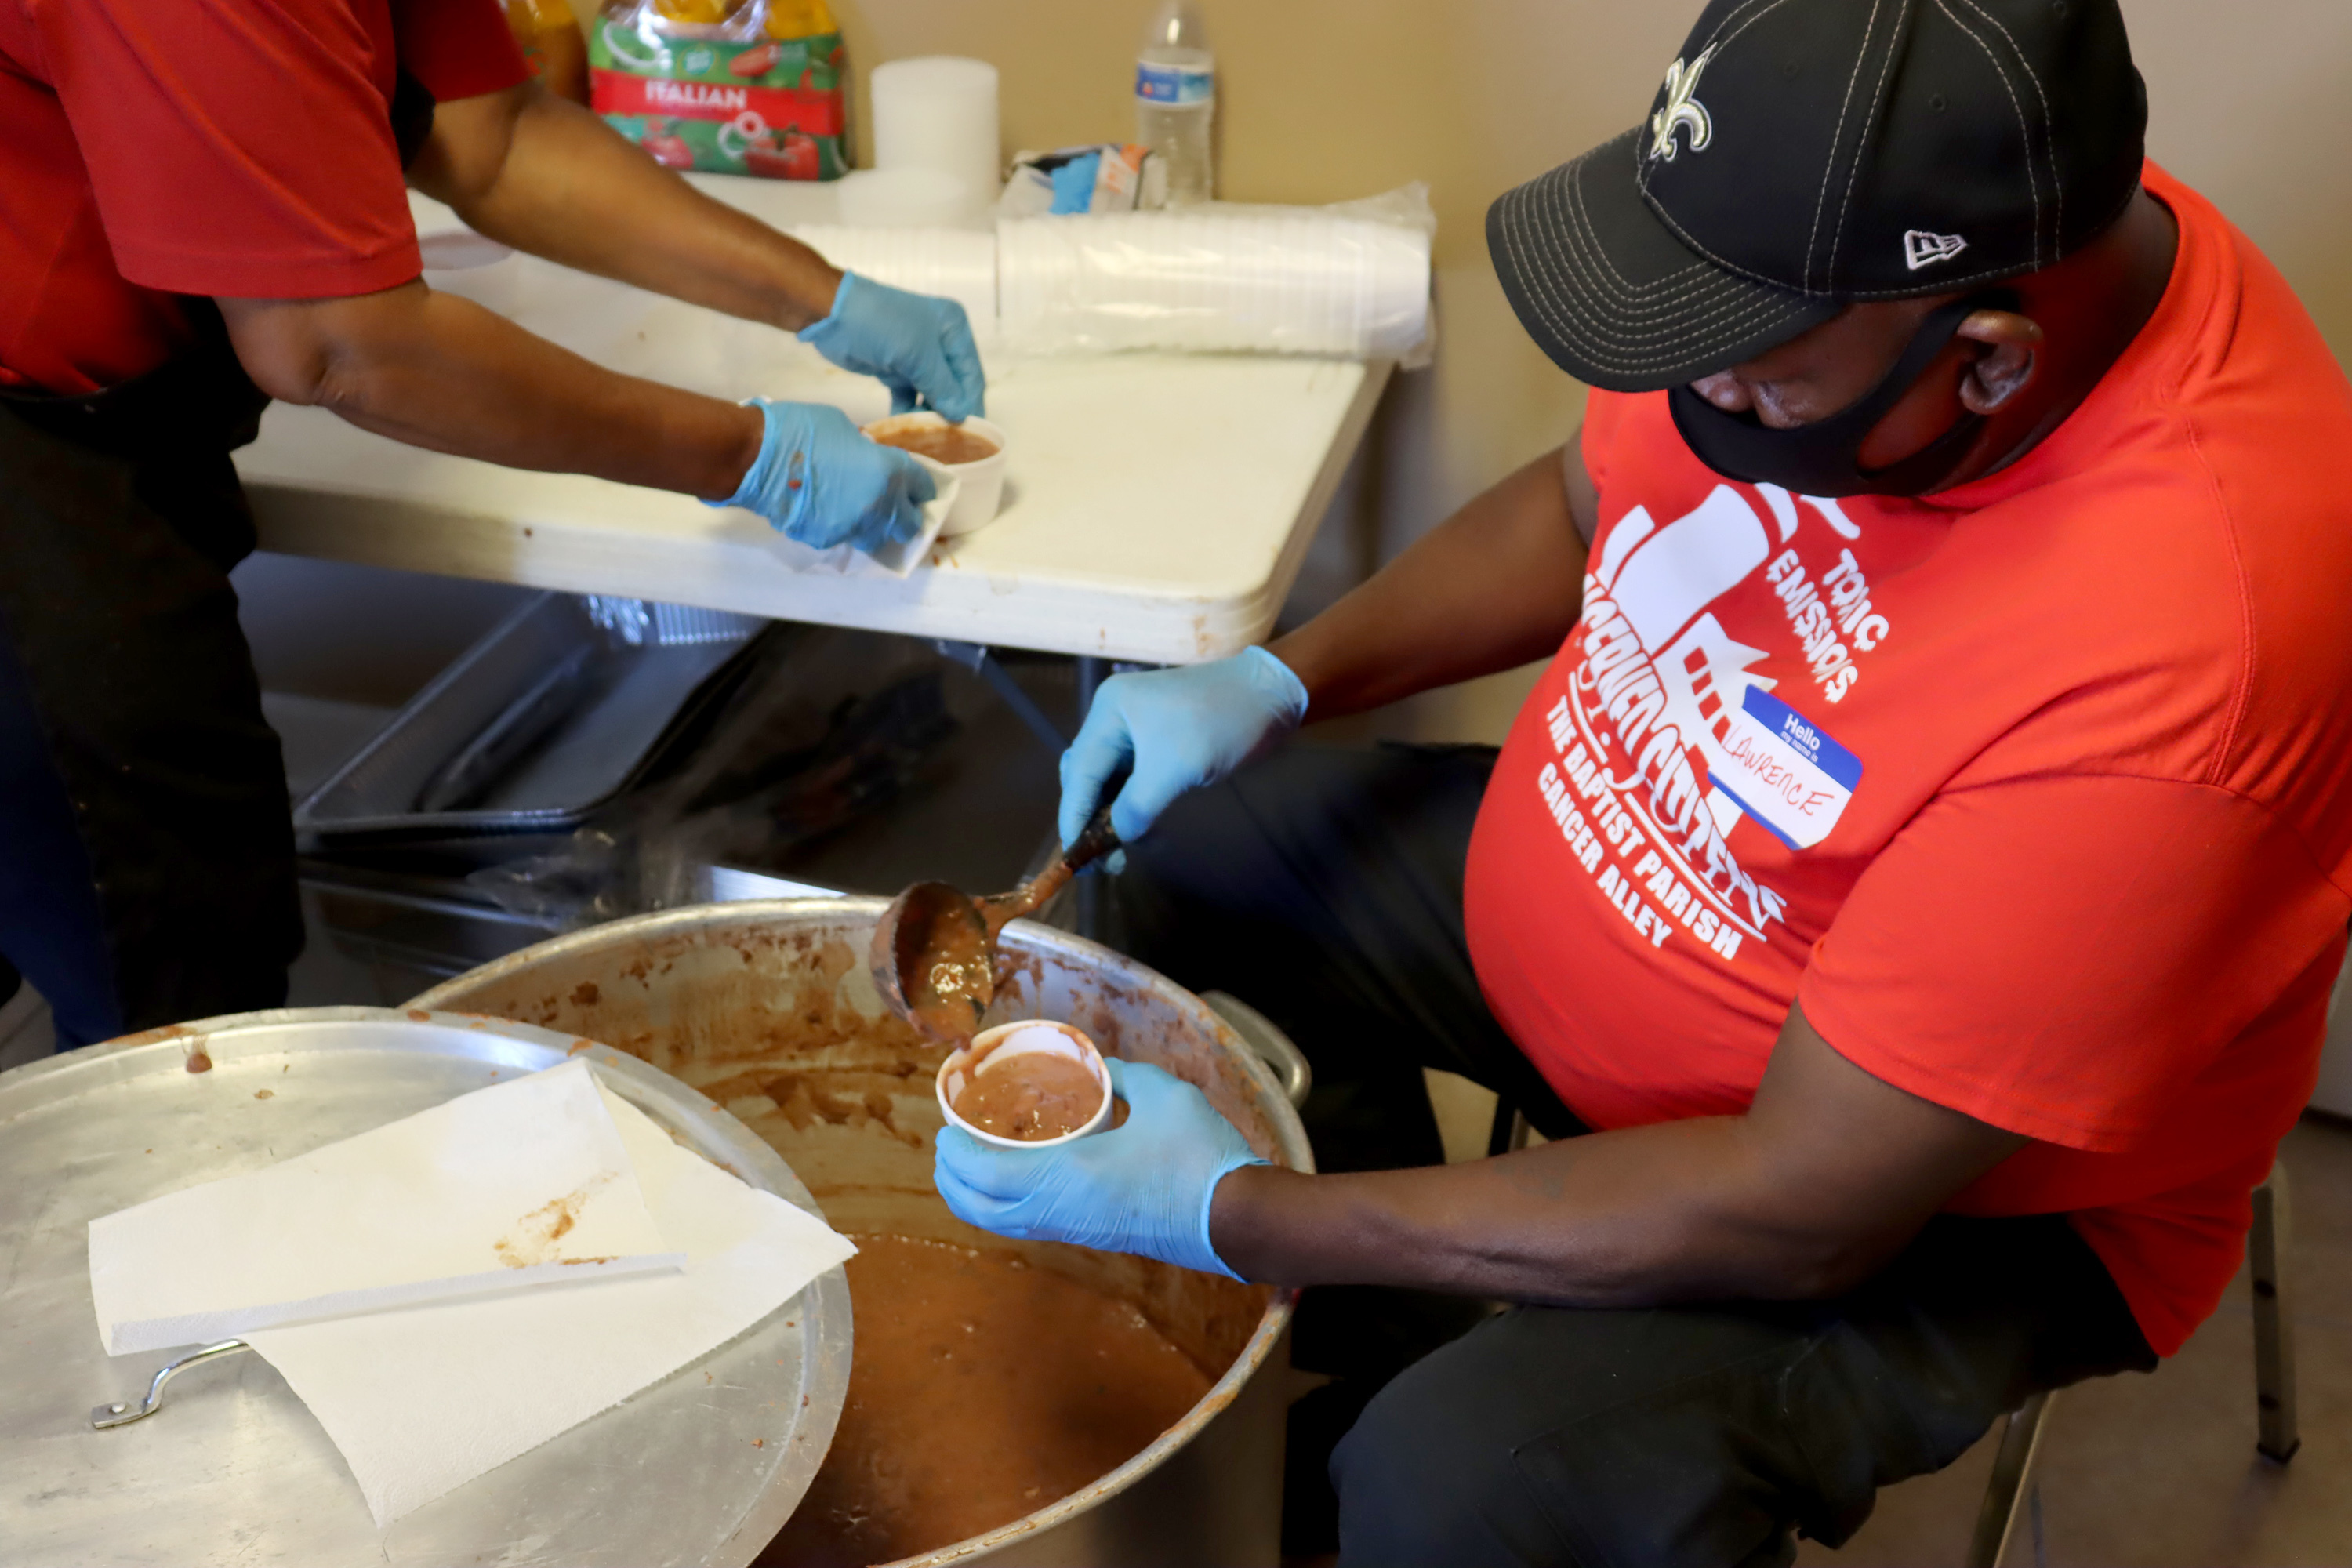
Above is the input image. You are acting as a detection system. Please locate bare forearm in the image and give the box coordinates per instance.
[415,88,841,331]
[1210,1119,1868,1306]
[1207,1009,2026,1307]
[1269,443,1592,720]
[223,284,761,499]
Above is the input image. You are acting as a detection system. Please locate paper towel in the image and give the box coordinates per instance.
[245,1083,857,1527]
[766,470,959,580]
[89,1059,682,1355]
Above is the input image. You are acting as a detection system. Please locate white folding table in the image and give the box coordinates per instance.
[236,183,1392,667]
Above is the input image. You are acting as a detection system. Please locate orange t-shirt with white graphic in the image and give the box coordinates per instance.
[1461,162,2352,1356]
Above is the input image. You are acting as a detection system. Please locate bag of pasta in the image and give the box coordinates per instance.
[588,0,847,180]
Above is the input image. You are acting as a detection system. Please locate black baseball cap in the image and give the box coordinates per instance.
[1490,0,2147,393]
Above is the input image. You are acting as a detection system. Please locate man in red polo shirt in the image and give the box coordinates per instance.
[932,0,2352,1561]
[0,0,982,1047]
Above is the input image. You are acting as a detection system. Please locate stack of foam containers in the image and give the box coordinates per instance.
[790,225,999,332]
[994,208,1432,359]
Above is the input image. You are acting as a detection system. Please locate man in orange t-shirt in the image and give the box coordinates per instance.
[931,0,2352,1561]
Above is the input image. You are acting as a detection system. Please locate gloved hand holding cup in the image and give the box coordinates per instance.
[708,397,935,556]
[934,1054,1268,1282]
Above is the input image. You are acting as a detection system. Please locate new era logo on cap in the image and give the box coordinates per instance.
[1904,230,1969,270]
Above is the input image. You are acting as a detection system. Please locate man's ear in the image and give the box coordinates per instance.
[1955,310,2042,415]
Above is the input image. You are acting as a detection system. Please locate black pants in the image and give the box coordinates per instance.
[0,336,300,1048]
[1108,742,2154,1566]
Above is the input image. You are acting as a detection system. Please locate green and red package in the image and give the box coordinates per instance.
[589,0,848,180]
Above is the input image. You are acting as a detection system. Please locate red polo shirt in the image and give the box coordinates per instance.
[1464,163,2352,1356]
[0,0,525,394]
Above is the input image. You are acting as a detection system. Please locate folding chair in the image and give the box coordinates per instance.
[1967,1163,2298,1568]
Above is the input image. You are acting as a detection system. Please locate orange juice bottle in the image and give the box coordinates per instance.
[507,0,592,105]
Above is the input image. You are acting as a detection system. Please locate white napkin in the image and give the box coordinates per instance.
[89,1059,682,1355]
[769,470,960,579]
[245,1083,858,1526]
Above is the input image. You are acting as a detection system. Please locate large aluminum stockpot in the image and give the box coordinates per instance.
[410,898,1314,1568]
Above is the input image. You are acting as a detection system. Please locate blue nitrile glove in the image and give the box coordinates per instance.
[706,397,935,554]
[798,272,986,422]
[1058,647,1310,867]
[934,1058,1269,1280]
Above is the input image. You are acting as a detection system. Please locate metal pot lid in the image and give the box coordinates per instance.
[0,1007,850,1568]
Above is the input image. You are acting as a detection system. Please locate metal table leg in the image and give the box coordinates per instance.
[935,640,1069,753]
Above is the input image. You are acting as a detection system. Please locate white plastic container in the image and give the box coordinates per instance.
[937,1020,1114,1150]
[863,412,1007,538]
[870,56,1003,215]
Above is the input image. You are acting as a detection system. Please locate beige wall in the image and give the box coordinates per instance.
[832,1,1686,570]
[671,0,2352,734]
[2129,0,2352,362]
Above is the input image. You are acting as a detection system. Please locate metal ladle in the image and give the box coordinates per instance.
[870,807,1122,1041]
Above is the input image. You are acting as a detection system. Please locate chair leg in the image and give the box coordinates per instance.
[1968,1391,2056,1568]
[2251,1163,2300,1464]
[1485,1098,1530,1157]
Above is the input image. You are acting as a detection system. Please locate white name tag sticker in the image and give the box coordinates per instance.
[1708,688,1862,851]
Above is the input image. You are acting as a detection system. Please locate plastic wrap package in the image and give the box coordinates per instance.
[789,225,997,329]
[588,0,848,180]
[996,183,1434,365]
[997,143,1166,218]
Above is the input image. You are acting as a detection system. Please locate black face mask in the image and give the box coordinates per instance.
[1668,289,2018,498]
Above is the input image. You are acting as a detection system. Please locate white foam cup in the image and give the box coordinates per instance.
[869,56,1001,212]
[863,412,1007,538]
[937,1021,1114,1151]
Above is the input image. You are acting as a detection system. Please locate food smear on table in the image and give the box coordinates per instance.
[868,422,1000,466]
[759,1235,1212,1566]
[953,1051,1104,1140]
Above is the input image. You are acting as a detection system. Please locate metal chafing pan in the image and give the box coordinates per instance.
[0,1007,850,1566]
[292,592,767,850]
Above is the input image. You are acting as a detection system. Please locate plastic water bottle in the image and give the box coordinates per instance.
[1136,2,1214,205]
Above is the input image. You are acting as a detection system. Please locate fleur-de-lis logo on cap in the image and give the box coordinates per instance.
[1648,45,1717,162]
